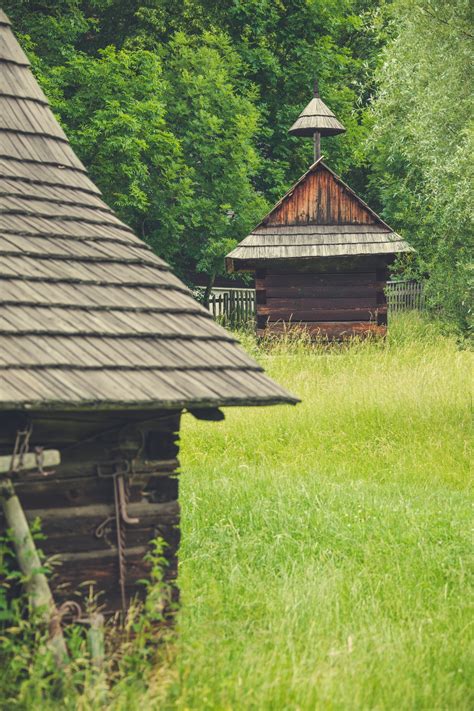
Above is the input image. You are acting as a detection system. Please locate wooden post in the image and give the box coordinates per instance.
[87,612,105,669]
[0,450,68,666]
[312,79,321,161]
[313,131,321,162]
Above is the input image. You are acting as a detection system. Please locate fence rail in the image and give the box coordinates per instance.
[385,280,425,313]
[208,288,256,327]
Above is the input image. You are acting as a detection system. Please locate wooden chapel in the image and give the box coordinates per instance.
[226,82,413,339]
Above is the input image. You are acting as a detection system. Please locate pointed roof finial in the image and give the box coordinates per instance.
[289,80,346,138]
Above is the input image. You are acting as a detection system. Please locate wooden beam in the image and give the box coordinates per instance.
[0,449,60,475]
[0,477,68,665]
[188,408,225,421]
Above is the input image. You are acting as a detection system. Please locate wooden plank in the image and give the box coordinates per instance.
[265,277,377,290]
[23,500,179,528]
[262,307,386,322]
[266,284,383,298]
[13,473,178,509]
[38,524,178,555]
[265,272,378,287]
[0,449,60,474]
[264,297,378,310]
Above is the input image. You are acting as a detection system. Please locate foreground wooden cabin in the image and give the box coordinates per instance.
[0,10,296,625]
[226,85,413,339]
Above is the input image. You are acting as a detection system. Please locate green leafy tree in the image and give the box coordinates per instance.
[368,0,473,330]
[162,30,268,292]
[49,46,193,264]
[125,0,384,197]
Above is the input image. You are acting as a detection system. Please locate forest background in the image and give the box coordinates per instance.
[5,0,472,330]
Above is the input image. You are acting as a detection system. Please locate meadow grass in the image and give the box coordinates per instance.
[153,313,472,711]
[1,314,472,710]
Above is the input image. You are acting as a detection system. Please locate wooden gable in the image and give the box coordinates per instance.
[262,161,378,227]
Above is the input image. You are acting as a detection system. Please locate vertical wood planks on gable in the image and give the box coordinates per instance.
[266,165,377,227]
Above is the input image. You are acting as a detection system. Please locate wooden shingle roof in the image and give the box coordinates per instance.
[288,87,345,138]
[226,159,413,269]
[0,11,297,410]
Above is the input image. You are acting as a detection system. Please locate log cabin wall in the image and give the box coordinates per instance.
[255,257,391,339]
[0,410,181,616]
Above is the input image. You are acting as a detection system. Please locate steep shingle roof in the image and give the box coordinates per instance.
[0,11,297,410]
[288,87,345,138]
[226,159,413,269]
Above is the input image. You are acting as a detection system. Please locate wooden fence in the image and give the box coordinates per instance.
[206,281,425,326]
[208,288,256,327]
[385,280,425,313]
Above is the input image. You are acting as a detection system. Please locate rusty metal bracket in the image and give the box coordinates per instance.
[96,459,131,479]
[94,515,115,540]
[115,475,139,525]
[9,425,32,474]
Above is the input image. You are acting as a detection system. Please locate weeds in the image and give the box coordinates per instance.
[0,533,175,710]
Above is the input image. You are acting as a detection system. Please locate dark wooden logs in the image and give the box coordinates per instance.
[253,257,391,340]
[0,409,182,618]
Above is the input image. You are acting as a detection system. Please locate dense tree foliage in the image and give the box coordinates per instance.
[4,0,472,327]
[368,0,473,330]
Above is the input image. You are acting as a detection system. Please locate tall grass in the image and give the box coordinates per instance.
[1,313,472,709]
[169,313,472,710]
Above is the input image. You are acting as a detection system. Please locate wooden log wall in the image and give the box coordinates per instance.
[255,257,391,339]
[0,410,181,617]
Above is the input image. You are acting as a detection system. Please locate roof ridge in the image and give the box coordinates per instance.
[0,208,137,233]
[0,328,237,342]
[0,229,151,248]
[0,274,191,290]
[0,174,101,196]
[0,300,210,315]
[0,93,49,106]
[0,57,29,68]
[0,191,115,212]
[0,11,12,26]
[0,128,72,145]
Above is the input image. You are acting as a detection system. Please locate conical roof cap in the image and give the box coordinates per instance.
[289,82,345,137]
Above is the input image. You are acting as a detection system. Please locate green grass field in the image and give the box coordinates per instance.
[157,315,472,711]
[2,315,473,710]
